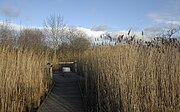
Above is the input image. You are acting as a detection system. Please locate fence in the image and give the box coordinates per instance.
[77,61,88,112]
[59,61,77,72]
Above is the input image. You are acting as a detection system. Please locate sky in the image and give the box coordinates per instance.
[0,0,180,32]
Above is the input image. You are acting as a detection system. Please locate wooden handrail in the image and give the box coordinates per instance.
[59,62,74,64]
[59,60,78,72]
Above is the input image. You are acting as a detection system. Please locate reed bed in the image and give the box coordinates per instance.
[76,44,180,112]
[0,45,53,112]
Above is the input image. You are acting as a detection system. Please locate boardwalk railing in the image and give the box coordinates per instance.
[59,60,78,72]
[46,63,53,79]
[77,61,88,112]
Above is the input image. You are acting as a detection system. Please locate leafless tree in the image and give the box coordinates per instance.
[164,27,180,38]
[69,31,90,52]
[58,27,91,53]
[44,14,66,55]
[18,29,46,50]
[0,21,17,47]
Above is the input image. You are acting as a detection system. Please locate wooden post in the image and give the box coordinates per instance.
[47,63,53,79]
[84,62,88,94]
[50,64,53,79]
[82,62,85,76]
[84,62,88,112]
[74,60,77,73]
[47,62,50,76]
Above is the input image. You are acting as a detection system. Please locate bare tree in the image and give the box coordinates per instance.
[145,24,180,38]
[0,21,17,47]
[69,36,91,52]
[58,27,91,53]
[68,28,90,52]
[164,27,180,38]
[18,29,46,50]
[44,14,66,55]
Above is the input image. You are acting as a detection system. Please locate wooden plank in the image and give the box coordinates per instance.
[38,72,84,112]
[59,62,74,64]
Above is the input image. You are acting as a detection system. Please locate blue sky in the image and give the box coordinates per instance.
[0,0,180,31]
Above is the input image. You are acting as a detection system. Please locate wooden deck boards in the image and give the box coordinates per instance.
[38,72,84,112]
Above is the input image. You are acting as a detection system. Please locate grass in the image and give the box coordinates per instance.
[73,44,180,112]
[0,45,53,112]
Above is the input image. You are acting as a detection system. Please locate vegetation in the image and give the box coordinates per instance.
[58,28,91,55]
[76,43,180,112]
[0,20,179,112]
[0,24,53,111]
[0,21,91,111]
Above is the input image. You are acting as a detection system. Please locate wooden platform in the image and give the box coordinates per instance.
[38,72,84,112]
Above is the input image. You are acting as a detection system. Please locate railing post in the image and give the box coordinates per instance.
[74,60,77,73]
[47,62,53,79]
[84,62,88,94]
[84,62,88,112]
[47,63,50,75]
[50,64,53,79]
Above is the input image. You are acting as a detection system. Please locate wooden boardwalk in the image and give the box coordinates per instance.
[38,72,84,112]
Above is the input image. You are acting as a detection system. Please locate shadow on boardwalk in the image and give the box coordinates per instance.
[38,72,84,112]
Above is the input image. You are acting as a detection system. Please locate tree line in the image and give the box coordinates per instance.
[0,15,91,55]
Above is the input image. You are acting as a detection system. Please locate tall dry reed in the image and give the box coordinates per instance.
[75,44,180,112]
[0,45,52,112]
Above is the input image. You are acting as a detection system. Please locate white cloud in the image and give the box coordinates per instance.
[0,4,21,18]
[0,21,45,31]
[111,30,151,41]
[76,27,106,38]
[25,16,33,21]
[91,25,110,31]
[0,21,25,31]
[148,13,180,25]
[148,0,180,25]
